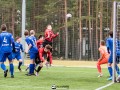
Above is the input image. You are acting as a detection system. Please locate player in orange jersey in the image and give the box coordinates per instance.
[97,40,109,77]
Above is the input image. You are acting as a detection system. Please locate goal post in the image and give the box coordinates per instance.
[112,1,120,83]
[21,0,26,65]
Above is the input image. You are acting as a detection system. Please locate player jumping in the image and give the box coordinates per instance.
[43,24,59,67]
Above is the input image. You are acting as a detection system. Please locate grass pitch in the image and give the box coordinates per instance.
[0,66,119,90]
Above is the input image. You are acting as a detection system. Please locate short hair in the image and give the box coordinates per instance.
[1,24,7,31]
[38,35,43,39]
[24,30,29,36]
[100,40,105,46]
[15,36,20,41]
[109,31,113,37]
[45,45,52,50]
[30,30,35,35]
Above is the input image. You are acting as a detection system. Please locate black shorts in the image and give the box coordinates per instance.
[43,40,52,47]
[35,53,42,64]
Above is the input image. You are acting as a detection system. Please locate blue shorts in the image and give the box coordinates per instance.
[0,52,13,62]
[12,52,22,60]
[108,54,113,63]
[29,52,38,60]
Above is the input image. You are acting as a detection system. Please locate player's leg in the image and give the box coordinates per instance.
[116,56,120,75]
[97,58,108,77]
[107,55,113,80]
[36,62,43,76]
[0,53,8,77]
[16,53,23,72]
[26,52,36,76]
[8,53,14,78]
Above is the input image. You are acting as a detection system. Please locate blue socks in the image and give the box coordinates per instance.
[29,64,35,74]
[10,63,14,76]
[115,65,120,75]
[108,67,112,77]
[1,63,6,71]
[29,64,32,74]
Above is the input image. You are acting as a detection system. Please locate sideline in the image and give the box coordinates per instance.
[95,82,114,90]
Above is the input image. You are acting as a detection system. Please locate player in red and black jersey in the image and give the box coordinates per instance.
[36,35,44,49]
[35,45,52,76]
[43,25,59,67]
[43,24,59,47]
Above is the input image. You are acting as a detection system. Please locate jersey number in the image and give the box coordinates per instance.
[3,37,7,43]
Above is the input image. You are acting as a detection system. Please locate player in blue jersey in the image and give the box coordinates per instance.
[0,24,15,78]
[24,30,38,76]
[106,31,120,80]
[12,36,24,72]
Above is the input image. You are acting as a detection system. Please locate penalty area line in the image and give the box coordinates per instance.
[0,85,49,89]
[95,82,114,90]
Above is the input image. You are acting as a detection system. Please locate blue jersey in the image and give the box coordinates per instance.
[106,37,113,53]
[116,40,120,56]
[25,36,38,53]
[14,42,23,53]
[0,31,14,53]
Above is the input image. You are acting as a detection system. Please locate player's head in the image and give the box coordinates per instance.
[47,24,52,30]
[1,24,7,31]
[38,35,44,39]
[16,36,21,42]
[24,30,29,36]
[109,31,113,38]
[44,45,52,52]
[100,40,105,46]
[30,30,35,36]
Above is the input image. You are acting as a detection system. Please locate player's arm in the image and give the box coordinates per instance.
[11,35,16,52]
[51,32,59,39]
[20,44,24,52]
[45,30,50,39]
[98,49,104,62]
[25,39,32,52]
[106,39,110,54]
[39,48,45,62]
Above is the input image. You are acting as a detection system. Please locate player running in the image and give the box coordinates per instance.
[24,30,38,76]
[97,40,109,77]
[106,31,120,80]
[12,36,24,72]
[0,24,15,78]
[35,44,52,76]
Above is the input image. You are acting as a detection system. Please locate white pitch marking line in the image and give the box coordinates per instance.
[0,85,49,89]
[95,82,114,90]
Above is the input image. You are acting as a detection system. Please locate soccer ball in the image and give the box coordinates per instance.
[66,13,72,18]
[51,84,56,89]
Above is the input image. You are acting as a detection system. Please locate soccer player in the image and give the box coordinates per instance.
[35,44,52,76]
[106,31,120,80]
[43,24,59,47]
[12,36,24,72]
[43,24,59,66]
[0,24,15,78]
[36,35,44,49]
[97,40,109,77]
[24,30,38,76]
